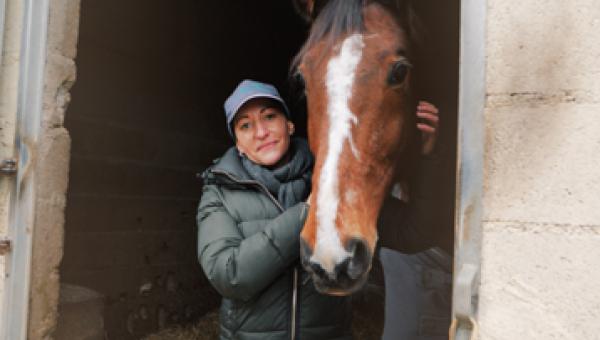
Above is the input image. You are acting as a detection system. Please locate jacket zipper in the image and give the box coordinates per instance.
[210,169,285,211]
[291,267,299,340]
[211,169,299,340]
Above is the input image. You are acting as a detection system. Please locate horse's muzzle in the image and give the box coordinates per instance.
[300,237,372,295]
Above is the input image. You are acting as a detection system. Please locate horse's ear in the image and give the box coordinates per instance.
[392,0,423,47]
[292,0,316,22]
[293,0,330,22]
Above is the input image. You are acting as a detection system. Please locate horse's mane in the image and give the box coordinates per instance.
[291,0,422,72]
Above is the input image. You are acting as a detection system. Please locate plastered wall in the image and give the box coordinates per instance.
[479,1,600,338]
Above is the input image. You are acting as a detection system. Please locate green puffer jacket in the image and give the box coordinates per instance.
[197,147,352,340]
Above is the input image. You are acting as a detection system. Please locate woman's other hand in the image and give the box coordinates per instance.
[416,101,439,156]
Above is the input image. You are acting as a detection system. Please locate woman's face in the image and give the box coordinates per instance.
[233,98,295,167]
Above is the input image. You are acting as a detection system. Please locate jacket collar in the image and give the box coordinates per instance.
[203,146,253,182]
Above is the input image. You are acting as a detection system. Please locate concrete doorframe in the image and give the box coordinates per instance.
[1,0,50,339]
[0,0,6,67]
[451,0,486,339]
[1,0,78,339]
[0,0,52,338]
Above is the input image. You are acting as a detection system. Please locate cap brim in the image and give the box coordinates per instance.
[230,93,291,120]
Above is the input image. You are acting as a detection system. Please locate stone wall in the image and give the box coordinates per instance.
[479,1,600,338]
[27,0,80,339]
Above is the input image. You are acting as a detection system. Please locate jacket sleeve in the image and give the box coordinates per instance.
[196,185,308,301]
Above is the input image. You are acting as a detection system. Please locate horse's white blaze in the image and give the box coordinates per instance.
[312,34,364,276]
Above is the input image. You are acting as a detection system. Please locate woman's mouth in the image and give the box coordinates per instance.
[257,140,278,152]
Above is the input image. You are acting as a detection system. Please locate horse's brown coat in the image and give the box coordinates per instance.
[295,1,417,294]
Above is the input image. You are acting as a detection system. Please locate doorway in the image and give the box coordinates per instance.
[58,1,459,339]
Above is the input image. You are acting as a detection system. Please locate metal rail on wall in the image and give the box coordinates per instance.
[451,0,486,339]
[0,0,5,68]
[0,0,50,339]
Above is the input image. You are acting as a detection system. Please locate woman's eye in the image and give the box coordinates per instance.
[240,122,250,130]
[387,62,411,86]
[265,113,276,120]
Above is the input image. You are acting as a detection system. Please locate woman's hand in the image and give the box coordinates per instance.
[416,101,439,155]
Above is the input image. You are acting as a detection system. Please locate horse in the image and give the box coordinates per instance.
[291,0,422,295]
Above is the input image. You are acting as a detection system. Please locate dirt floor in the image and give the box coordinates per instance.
[143,261,385,340]
[143,296,384,340]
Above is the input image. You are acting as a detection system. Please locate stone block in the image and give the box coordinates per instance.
[68,156,203,198]
[28,128,72,339]
[61,262,206,299]
[47,0,81,59]
[66,117,222,166]
[43,52,77,129]
[487,0,600,98]
[483,103,600,226]
[64,195,197,233]
[61,229,194,272]
[55,284,105,340]
[479,221,600,340]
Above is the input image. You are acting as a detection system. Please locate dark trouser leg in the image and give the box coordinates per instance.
[380,247,452,340]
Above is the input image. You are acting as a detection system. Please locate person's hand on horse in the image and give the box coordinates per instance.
[416,101,439,155]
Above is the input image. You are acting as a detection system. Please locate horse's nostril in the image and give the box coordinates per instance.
[301,237,372,290]
[301,238,330,279]
[333,258,351,280]
[345,238,371,280]
[310,262,327,277]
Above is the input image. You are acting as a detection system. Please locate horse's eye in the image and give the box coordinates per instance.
[293,71,306,89]
[388,62,410,86]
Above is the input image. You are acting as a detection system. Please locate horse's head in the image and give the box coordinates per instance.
[293,0,418,295]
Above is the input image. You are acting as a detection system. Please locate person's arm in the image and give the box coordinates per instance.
[197,185,308,301]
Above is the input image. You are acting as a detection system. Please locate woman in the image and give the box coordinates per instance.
[197,80,352,340]
[197,80,441,340]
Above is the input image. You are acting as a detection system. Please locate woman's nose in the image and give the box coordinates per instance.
[254,122,269,139]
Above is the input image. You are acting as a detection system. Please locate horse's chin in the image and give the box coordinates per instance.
[311,272,369,296]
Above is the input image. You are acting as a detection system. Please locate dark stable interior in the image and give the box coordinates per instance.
[59,1,458,338]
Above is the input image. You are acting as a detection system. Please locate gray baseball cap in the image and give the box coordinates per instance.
[224,79,291,137]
